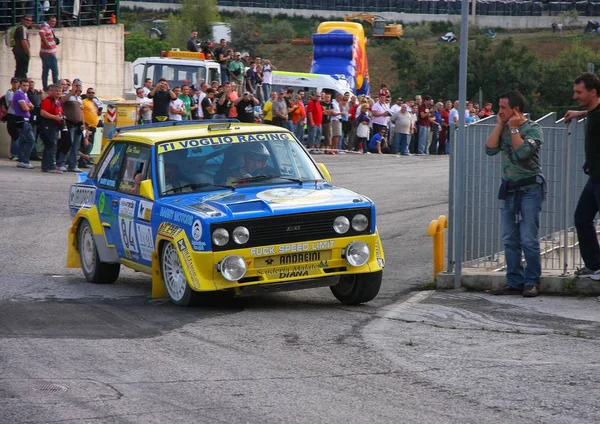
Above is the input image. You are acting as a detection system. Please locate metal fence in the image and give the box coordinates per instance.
[0,0,120,30]
[448,114,594,275]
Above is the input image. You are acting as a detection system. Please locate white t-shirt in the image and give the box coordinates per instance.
[169,98,184,121]
[262,65,273,84]
[136,96,153,121]
[448,108,459,125]
[371,101,390,126]
[390,103,402,115]
[330,99,341,121]
[196,92,206,118]
[142,87,151,97]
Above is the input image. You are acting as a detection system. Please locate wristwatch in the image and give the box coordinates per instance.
[510,128,520,135]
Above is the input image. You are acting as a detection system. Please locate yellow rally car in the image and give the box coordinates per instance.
[67,120,385,306]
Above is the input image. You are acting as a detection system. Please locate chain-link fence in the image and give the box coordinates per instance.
[449,114,596,275]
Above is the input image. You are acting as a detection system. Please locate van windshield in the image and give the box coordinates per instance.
[145,63,206,88]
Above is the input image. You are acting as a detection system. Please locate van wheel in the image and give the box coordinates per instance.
[78,220,120,284]
[161,242,197,306]
[330,271,382,305]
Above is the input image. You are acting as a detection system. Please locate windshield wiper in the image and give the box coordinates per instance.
[162,182,235,195]
[232,175,304,185]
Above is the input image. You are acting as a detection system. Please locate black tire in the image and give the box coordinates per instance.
[77,220,120,284]
[330,271,382,305]
[160,242,198,306]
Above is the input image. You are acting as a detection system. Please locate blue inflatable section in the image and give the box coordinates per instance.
[311,31,365,95]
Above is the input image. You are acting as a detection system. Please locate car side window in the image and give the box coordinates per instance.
[118,144,151,196]
[96,143,126,189]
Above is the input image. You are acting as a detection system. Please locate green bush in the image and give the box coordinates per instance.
[124,32,170,62]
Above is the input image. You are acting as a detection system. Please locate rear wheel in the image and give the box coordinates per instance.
[330,271,382,305]
[160,242,197,306]
[78,220,120,284]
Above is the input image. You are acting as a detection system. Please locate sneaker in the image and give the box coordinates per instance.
[9,156,19,161]
[490,284,523,295]
[17,162,34,169]
[67,167,82,172]
[401,153,412,156]
[522,286,539,297]
[52,168,63,174]
[58,166,67,172]
[366,152,371,155]
[575,267,600,279]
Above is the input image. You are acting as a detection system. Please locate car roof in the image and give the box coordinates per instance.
[112,122,293,145]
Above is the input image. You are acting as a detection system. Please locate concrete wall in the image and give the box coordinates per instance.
[122,1,595,29]
[0,24,125,97]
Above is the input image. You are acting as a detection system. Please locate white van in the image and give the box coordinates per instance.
[271,71,352,96]
[131,50,221,93]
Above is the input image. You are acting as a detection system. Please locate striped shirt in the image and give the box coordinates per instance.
[39,22,56,56]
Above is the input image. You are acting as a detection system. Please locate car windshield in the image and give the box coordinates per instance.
[156,132,325,196]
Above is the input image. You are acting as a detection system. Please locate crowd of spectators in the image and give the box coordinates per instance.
[1,75,103,172]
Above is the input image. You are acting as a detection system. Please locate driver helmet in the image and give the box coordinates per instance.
[243,142,270,162]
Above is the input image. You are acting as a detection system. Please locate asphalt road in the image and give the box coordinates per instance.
[0,153,598,424]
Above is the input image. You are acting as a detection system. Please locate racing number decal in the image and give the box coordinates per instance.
[119,198,139,255]
[120,218,138,252]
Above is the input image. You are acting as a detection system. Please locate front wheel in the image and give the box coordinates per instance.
[330,271,382,305]
[77,220,120,284]
[160,242,197,306]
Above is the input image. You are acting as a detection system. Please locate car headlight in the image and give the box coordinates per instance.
[232,226,250,244]
[212,228,229,246]
[219,255,247,281]
[333,216,350,234]
[343,241,370,267]
[352,214,369,232]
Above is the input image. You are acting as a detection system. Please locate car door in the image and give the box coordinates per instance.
[95,142,126,252]
[114,143,153,265]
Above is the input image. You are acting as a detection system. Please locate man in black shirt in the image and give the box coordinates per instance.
[148,78,177,122]
[215,83,233,119]
[201,89,216,119]
[13,15,33,78]
[214,39,230,83]
[187,30,199,52]
[235,92,259,123]
[565,72,600,279]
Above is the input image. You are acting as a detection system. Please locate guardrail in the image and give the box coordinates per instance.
[0,0,120,30]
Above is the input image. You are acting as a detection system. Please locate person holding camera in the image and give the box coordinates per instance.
[39,83,63,173]
[228,53,245,96]
[371,92,391,137]
[57,78,84,172]
[486,91,544,298]
[148,78,177,123]
[234,92,259,123]
[214,39,230,83]
[39,16,59,92]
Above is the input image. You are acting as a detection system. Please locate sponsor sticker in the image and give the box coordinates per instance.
[159,207,194,226]
[156,133,292,154]
[176,238,200,288]
[256,262,328,279]
[250,240,335,257]
[191,219,202,241]
[136,224,154,261]
[158,222,182,239]
[254,250,332,268]
[69,185,96,209]
[256,188,332,205]
[137,200,153,221]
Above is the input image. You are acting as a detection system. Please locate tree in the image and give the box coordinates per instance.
[166,0,220,48]
[559,10,579,34]
[229,11,261,55]
[260,21,296,44]
[125,33,170,62]
[402,23,433,46]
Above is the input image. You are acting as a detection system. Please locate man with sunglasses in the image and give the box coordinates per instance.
[13,15,34,79]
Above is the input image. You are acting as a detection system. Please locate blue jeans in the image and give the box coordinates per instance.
[57,125,82,170]
[220,66,229,83]
[286,120,294,132]
[574,178,600,270]
[262,84,271,101]
[294,121,305,144]
[394,133,409,154]
[501,184,543,288]
[17,121,35,164]
[418,125,430,154]
[41,55,59,91]
[307,125,322,148]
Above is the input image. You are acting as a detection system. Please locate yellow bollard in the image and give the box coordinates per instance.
[427,215,448,279]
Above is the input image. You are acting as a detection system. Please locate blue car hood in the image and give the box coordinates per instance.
[160,184,372,221]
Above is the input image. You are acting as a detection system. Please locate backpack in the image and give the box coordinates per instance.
[0,95,8,122]
[4,25,22,48]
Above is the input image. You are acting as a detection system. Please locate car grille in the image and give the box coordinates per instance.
[210,208,372,251]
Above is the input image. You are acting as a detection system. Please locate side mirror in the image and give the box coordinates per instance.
[317,163,331,183]
[134,74,139,86]
[139,179,155,201]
